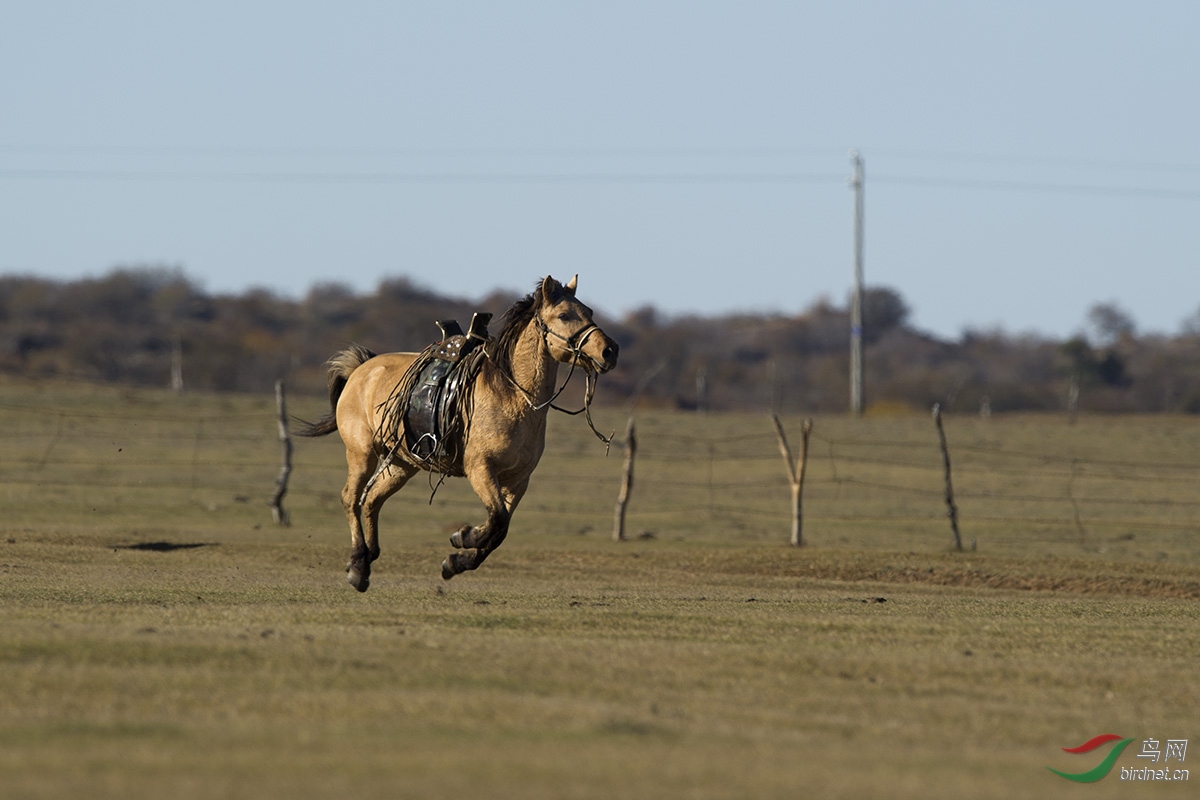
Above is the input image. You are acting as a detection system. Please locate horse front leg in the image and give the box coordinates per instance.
[442,475,527,580]
[442,510,510,579]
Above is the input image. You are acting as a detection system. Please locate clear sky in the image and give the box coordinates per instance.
[2,1,1197,340]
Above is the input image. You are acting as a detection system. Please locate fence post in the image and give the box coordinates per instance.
[271,379,293,526]
[612,417,636,541]
[1068,458,1086,542]
[772,415,813,547]
[932,403,962,551]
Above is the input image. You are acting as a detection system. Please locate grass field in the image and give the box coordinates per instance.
[1,377,1198,799]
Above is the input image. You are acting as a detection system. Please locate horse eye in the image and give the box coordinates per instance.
[557,312,571,321]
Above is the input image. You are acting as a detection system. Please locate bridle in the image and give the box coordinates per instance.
[487,312,614,451]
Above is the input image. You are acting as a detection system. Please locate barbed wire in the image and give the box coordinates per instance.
[2,399,1198,553]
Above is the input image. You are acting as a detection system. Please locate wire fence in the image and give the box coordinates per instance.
[571,410,1200,563]
[1,385,1198,564]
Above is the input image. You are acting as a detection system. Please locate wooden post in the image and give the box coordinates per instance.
[170,335,184,393]
[1068,458,1086,542]
[772,415,813,547]
[612,418,636,541]
[932,403,962,551]
[270,379,293,526]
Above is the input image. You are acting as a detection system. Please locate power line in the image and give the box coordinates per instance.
[0,143,849,160]
[6,142,1197,171]
[864,147,1200,175]
[1,167,1196,201]
[871,173,1200,202]
[2,143,1197,199]
[0,168,847,185]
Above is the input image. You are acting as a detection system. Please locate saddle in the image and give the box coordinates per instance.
[401,312,492,469]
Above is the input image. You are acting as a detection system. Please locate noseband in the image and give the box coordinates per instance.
[534,316,603,369]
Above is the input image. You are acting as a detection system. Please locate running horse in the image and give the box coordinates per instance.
[299,275,619,591]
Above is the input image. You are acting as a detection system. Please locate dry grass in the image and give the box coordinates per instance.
[1,377,1198,799]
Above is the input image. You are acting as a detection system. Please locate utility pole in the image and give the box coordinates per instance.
[849,150,865,416]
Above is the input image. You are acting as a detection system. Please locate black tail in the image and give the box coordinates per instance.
[294,344,376,437]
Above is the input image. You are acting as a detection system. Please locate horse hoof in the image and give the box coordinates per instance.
[347,569,370,593]
[441,558,456,581]
[449,525,473,549]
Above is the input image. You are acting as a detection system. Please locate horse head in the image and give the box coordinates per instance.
[536,275,619,374]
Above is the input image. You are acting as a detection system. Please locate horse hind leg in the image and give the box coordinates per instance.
[346,462,416,592]
[340,456,375,592]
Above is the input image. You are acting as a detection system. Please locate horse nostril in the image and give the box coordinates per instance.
[603,342,619,363]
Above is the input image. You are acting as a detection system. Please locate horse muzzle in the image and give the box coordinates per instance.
[588,338,619,374]
[565,323,618,374]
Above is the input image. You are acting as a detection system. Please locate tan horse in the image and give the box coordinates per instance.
[299,275,619,592]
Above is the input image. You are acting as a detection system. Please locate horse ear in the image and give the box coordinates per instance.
[540,275,560,303]
[564,274,578,296]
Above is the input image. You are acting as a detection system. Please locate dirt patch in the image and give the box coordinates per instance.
[121,542,212,553]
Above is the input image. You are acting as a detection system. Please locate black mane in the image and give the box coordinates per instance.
[490,283,543,370]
